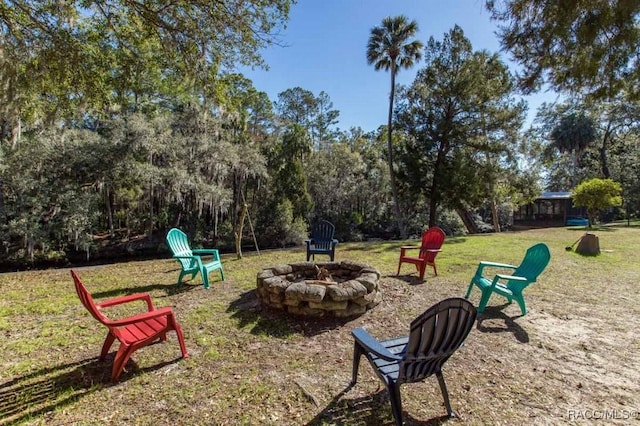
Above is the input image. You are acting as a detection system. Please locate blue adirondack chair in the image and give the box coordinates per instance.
[465,243,550,315]
[305,220,338,261]
[166,228,224,289]
[351,298,477,425]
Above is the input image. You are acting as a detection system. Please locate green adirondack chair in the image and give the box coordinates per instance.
[166,228,224,289]
[465,243,550,316]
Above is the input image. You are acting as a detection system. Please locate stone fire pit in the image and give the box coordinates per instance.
[256,261,382,318]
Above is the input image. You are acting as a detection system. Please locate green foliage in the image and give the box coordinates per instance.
[396,25,525,231]
[572,178,623,225]
[486,0,640,100]
[550,113,597,155]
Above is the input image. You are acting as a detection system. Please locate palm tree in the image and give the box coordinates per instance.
[550,112,597,186]
[367,16,423,239]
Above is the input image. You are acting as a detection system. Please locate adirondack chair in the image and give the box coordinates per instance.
[70,270,188,382]
[351,298,477,425]
[305,220,339,261]
[465,243,551,316]
[166,228,224,289]
[397,226,446,279]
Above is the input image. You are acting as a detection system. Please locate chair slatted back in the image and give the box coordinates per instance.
[166,228,196,270]
[71,269,111,325]
[311,220,335,250]
[419,227,445,261]
[398,298,476,383]
[512,243,551,283]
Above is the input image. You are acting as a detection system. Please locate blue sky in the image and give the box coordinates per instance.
[242,0,560,133]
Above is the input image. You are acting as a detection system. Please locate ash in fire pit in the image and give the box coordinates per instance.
[256,261,382,318]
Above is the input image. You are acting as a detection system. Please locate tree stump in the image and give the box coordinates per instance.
[576,233,600,256]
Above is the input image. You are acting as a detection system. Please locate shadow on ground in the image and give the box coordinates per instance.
[476,303,529,343]
[0,350,187,425]
[306,384,455,425]
[226,289,358,338]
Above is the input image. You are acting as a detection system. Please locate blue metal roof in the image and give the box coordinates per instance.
[538,191,572,200]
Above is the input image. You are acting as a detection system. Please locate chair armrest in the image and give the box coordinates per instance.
[399,245,419,256]
[97,292,154,311]
[108,306,175,327]
[495,274,527,282]
[421,248,441,254]
[488,273,528,290]
[475,261,517,276]
[192,249,220,261]
[173,254,197,259]
[352,328,403,362]
[192,249,218,255]
[332,239,339,244]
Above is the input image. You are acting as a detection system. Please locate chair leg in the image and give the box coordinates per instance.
[436,371,455,417]
[201,267,210,290]
[464,280,475,298]
[100,332,116,361]
[111,345,134,382]
[396,259,402,276]
[514,293,527,316]
[173,320,189,358]
[418,263,426,280]
[218,266,225,281]
[350,342,363,386]
[477,289,492,313]
[388,382,404,426]
[432,262,438,276]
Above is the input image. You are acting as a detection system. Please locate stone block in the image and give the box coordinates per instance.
[285,282,326,303]
[333,303,367,318]
[309,300,348,310]
[356,273,379,291]
[366,291,383,309]
[327,280,367,301]
[257,269,275,280]
[288,305,325,317]
[263,276,292,294]
[272,264,293,275]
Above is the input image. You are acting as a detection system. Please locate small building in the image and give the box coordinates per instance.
[513,192,587,226]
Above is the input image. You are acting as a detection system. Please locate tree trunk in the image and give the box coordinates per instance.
[387,68,406,238]
[491,200,501,232]
[235,203,247,259]
[599,124,612,178]
[105,187,114,237]
[456,207,479,234]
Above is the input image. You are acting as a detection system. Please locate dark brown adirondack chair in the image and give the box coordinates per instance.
[397,226,446,279]
[305,220,339,261]
[351,298,477,425]
[71,270,189,381]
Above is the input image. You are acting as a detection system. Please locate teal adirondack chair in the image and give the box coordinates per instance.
[166,228,224,289]
[465,243,550,316]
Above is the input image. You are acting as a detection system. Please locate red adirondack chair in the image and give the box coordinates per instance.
[397,227,446,279]
[71,270,189,381]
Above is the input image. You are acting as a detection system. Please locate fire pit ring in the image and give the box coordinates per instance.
[256,261,382,318]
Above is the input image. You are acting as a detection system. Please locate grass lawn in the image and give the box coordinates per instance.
[2,225,639,425]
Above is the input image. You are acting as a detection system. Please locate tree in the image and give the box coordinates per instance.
[549,112,597,185]
[486,0,640,100]
[274,88,339,149]
[0,0,293,136]
[366,15,423,239]
[395,26,525,231]
[572,178,622,227]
